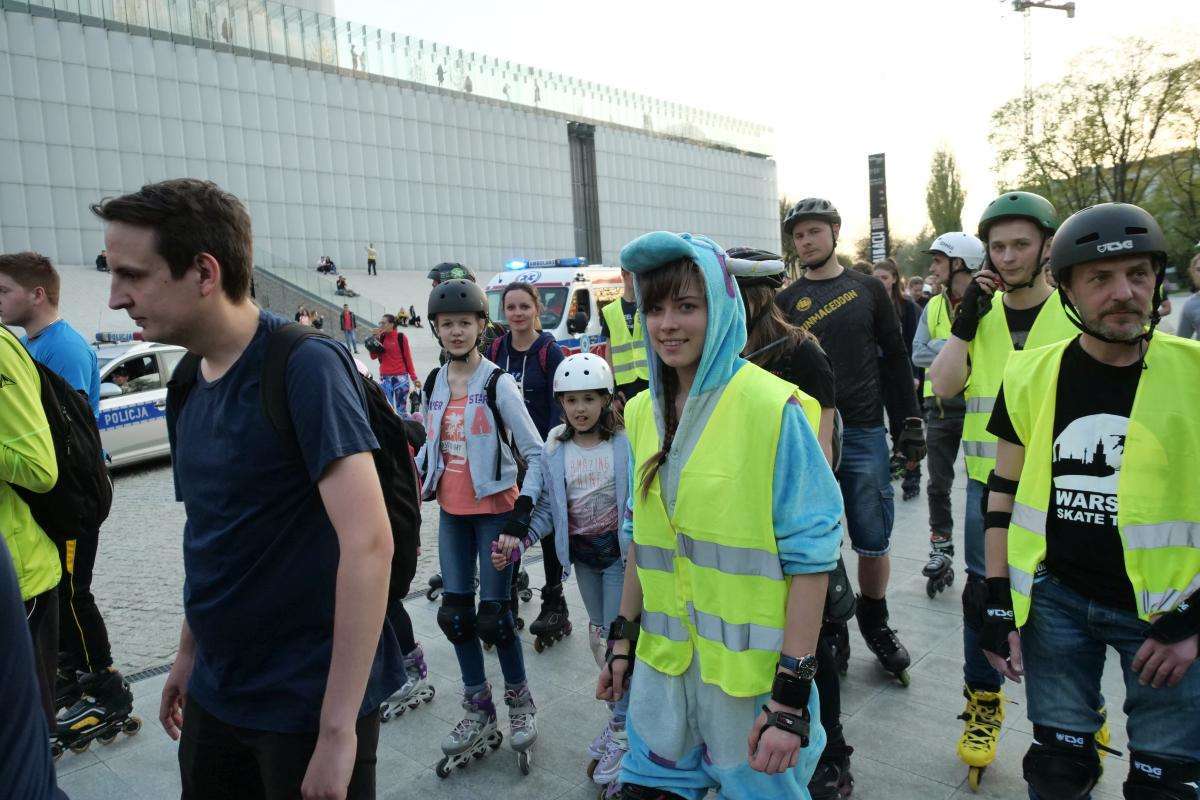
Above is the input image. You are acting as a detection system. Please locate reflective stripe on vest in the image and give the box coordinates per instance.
[1002,335,1200,625]
[627,363,793,697]
[602,300,649,384]
[961,292,1076,483]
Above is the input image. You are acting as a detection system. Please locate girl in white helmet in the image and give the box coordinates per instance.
[493,352,633,795]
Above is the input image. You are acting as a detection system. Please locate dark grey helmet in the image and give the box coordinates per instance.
[427,278,487,319]
[1050,203,1168,285]
[427,262,476,283]
[782,198,841,237]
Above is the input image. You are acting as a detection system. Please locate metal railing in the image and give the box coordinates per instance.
[9,0,773,155]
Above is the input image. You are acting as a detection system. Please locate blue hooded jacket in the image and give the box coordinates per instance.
[618,232,842,576]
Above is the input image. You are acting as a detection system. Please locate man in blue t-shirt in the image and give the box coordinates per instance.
[0,252,133,731]
[95,179,401,799]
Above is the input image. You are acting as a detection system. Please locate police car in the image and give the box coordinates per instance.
[95,337,187,469]
[485,257,623,357]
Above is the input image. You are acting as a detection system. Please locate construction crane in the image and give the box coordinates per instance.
[1012,1,1076,136]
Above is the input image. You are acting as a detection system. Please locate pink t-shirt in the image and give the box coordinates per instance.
[437,396,517,516]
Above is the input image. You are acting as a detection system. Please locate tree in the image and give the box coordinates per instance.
[1157,102,1200,268]
[926,147,965,235]
[779,197,800,278]
[990,38,1200,218]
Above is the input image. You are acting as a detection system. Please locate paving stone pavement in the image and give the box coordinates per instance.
[67,451,1138,799]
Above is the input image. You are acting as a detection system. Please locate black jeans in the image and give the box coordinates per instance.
[25,587,59,725]
[815,623,842,746]
[57,527,115,674]
[540,537,564,595]
[179,697,380,800]
[924,410,965,537]
[366,259,376,275]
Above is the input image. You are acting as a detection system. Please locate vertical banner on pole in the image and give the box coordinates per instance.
[868,153,890,262]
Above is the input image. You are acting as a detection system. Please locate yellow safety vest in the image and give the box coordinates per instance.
[922,293,954,399]
[602,299,649,385]
[1002,335,1200,626]
[961,292,1076,483]
[627,363,796,697]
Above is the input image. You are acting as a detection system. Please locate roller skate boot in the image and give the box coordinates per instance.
[436,685,503,778]
[855,596,911,685]
[902,467,921,501]
[380,644,435,721]
[808,742,854,799]
[587,715,617,779]
[54,666,83,713]
[52,669,140,759]
[957,686,1004,791]
[922,538,955,598]
[592,722,628,787]
[504,683,537,775]
[530,586,572,652]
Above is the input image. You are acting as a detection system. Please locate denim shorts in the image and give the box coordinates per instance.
[834,425,894,557]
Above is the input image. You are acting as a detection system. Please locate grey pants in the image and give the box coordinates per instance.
[924,411,964,537]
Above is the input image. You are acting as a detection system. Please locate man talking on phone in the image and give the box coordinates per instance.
[926,192,1078,750]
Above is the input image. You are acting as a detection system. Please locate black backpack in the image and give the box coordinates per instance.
[7,327,112,544]
[167,324,422,602]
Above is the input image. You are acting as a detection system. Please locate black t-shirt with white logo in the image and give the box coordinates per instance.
[989,338,1140,611]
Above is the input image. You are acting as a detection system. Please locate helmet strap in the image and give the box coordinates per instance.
[1056,267,1163,349]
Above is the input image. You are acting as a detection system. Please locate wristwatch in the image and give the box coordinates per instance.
[607,615,640,644]
[779,653,818,681]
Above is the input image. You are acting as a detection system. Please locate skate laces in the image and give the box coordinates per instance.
[863,621,902,654]
[504,688,535,732]
[958,693,1003,749]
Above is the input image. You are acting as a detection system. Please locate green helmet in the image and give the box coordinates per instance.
[978,191,1058,240]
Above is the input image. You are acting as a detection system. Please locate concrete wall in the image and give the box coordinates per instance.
[0,7,777,274]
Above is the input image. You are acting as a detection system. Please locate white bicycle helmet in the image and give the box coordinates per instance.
[553,353,614,394]
[924,232,986,271]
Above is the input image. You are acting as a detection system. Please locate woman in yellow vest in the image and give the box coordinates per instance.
[980,203,1200,800]
[596,231,844,800]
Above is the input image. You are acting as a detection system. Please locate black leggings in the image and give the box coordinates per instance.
[815,623,843,746]
[57,530,114,674]
[386,597,417,655]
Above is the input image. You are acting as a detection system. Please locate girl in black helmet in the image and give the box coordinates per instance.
[417,279,546,777]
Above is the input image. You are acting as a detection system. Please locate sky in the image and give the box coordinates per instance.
[336,0,1198,247]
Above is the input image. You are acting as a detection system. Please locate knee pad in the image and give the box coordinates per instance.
[1023,725,1103,800]
[437,593,477,645]
[477,600,517,648]
[620,785,688,800]
[962,574,987,632]
[1124,752,1200,800]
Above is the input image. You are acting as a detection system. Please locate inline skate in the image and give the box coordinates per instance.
[436,685,503,778]
[855,596,911,686]
[957,686,1004,791]
[808,741,854,799]
[504,683,537,775]
[380,644,435,721]
[922,538,955,598]
[530,585,572,652]
[592,722,628,792]
[51,670,141,759]
[587,715,619,779]
[54,667,82,712]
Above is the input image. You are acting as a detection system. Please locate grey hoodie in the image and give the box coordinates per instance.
[417,358,545,505]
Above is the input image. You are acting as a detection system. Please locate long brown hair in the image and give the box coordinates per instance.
[873,258,904,319]
[635,258,703,498]
[741,283,815,365]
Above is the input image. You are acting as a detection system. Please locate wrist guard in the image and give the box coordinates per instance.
[771,670,812,709]
[759,704,810,748]
[980,577,1017,658]
[1148,593,1200,645]
[951,280,993,341]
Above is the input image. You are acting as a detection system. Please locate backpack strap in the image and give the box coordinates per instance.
[422,366,440,406]
[484,367,510,481]
[165,352,202,455]
[260,323,325,454]
[488,333,504,364]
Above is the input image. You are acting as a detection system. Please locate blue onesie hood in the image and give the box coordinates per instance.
[619,232,751,477]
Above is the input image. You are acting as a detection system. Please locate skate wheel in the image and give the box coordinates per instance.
[123,716,142,735]
[51,742,64,761]
[516,617,525,631]
[519,589,533,602]
[490,733,504,750]
[518,750,530,775]
[379,706,392,722]
[428,686,437,702]
[534,637,545,652]
[426,588,441,602]
[69,740,91,754]
[897,670,911,687]
[926,583,937,599]
[435,757,452,779]
[98,729,119,745]
[968,765,984,791]
[587,758,599,779]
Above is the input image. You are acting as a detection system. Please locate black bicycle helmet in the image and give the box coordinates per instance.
[726,246,786,289]
[1050,203,1168,285]
[782,198,841,237]
[427,262,476,283]
[427,278,488,320]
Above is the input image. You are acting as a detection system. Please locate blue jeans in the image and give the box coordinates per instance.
[438,510,527,690]
[379,375,410,414]
[573,556,630,719]
[962,478,1002,691]
[1023,575,1200,799]
[835,425,893,556]
[341,330,357,353]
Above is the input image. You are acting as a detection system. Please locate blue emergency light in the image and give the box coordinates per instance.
[504,257,586,270]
